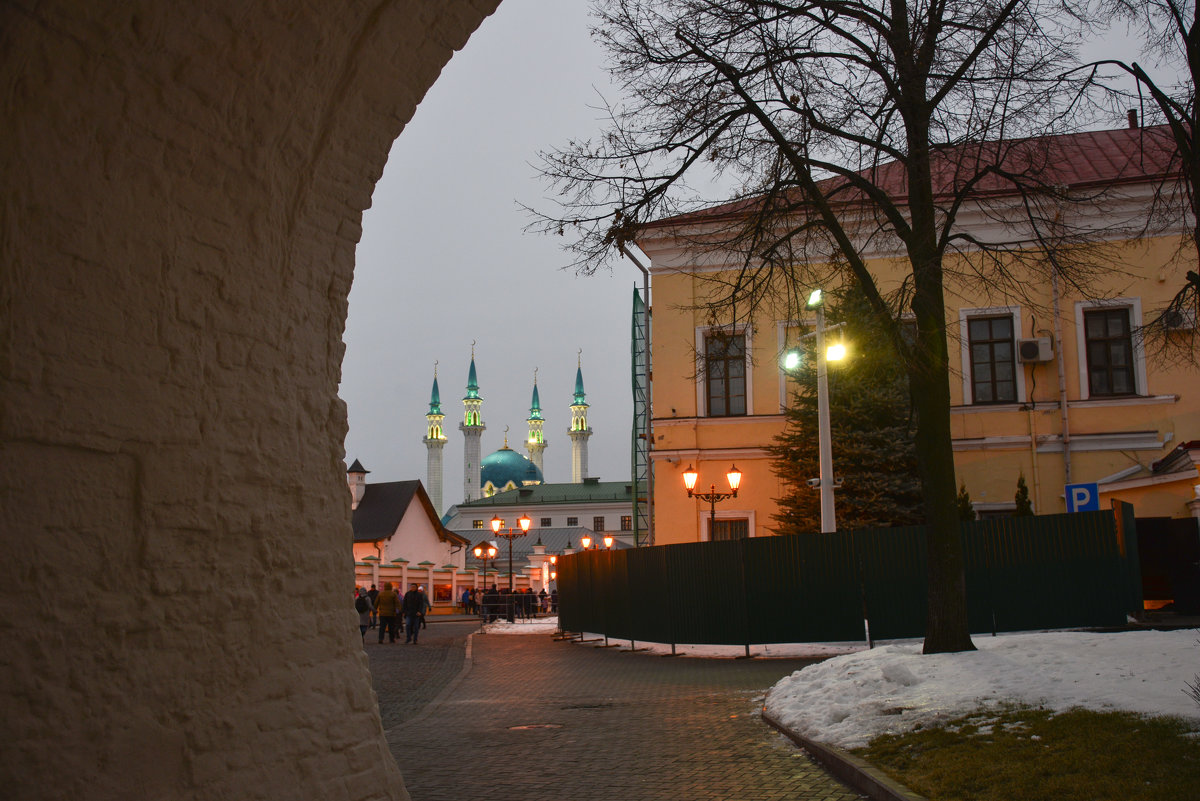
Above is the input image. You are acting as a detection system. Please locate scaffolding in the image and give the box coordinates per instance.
[631,285,652,545]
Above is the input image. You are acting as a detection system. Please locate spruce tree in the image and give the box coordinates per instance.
[770,289,923,533]
[1014,473,1034,516]
[957,482,976,521]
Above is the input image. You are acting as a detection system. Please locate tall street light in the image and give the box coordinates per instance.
[682,464,743,539]
[490,513,531,623]
[789,288,846,534]
[472,541,497,622]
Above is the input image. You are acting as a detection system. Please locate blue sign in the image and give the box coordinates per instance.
[1065,482,1100,513]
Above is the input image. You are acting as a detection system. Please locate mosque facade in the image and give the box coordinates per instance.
[423,352,593,515]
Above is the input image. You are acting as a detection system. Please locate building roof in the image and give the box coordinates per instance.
[457,478,641,508]
[461,526,632,568]
[352,479,469,547]
[347,458,369,474]
[638,124,1180,232]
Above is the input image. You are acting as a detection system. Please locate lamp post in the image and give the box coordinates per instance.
[781,289,847,534]
[682,464,743,539]
[472,541,497,623]
[490,513,531,623]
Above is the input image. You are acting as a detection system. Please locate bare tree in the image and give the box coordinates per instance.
[535,0,1115,654]
[1078,0,1197,342]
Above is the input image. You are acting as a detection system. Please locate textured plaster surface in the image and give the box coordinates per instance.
[0,1,500,798]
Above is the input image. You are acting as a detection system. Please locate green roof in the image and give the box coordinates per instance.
[417,560,436,566]
[458,479,642,508]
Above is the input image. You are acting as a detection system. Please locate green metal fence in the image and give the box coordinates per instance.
[557,507,1141,646]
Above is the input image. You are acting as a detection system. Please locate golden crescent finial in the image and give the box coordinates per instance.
[470,340,476,359]
[434,359,438,378]
[503,425,510,448]
[578,348,582,368]
[533,366,538,384]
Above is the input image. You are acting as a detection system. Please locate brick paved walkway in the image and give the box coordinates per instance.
[365,622,864,801]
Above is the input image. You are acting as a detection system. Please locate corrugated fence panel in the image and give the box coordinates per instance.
[663,539,748,645]
[561,510,1139,645]
[745,532,867,643]
[858,526,929,640]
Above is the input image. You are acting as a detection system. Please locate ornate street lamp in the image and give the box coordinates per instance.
[683,464,744,539]
[490,513,531,623]
[472,541,497,622]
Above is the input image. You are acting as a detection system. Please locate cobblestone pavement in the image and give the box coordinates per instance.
[366,621,864,801]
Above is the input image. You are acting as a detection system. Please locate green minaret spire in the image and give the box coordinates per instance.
[573,352,588,407]
[428,372,442,416]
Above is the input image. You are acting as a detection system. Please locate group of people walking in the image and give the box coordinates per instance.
[355,581,430,644]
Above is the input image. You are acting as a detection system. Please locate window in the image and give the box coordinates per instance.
[968,315,1016,404]
[566,516,578,527]
[472,520,484,529]
[711,518,750,541]
[704,332,747,416]
[620,515,632,531]
[540,517,552,527]
[1084,308,1135,396]
[593,516,605,531]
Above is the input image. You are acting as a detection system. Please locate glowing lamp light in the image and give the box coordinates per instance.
[726,464,743,495]
[473,545,482,558]
[782,350,802,371]
[549,555,557,565]
[827,343,847,362]
[580,535,592,550]
[603,535,614,549]
[490,516,503,534]
[550,571,556,580]
[682,465,699,495]
[806,288,823,308]
[518,514,532,532]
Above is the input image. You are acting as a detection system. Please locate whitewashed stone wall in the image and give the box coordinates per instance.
[0,1,500,799]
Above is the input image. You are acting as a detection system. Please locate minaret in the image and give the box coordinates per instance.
[460,344,486,503]
[422,364,447,514]
[568,352,593,483]
[347,459,369,510]
[526,368,547,473]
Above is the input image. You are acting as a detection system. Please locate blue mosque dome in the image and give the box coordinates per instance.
[480,445,544,495]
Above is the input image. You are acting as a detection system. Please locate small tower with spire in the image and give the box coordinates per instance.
[460,344,486,503]
[526,368,547,473]
[422,364,447,514]
[568,351,593,483]
[347,459,369,510]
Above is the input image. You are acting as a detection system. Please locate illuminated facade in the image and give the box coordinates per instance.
[635,124,1200,544]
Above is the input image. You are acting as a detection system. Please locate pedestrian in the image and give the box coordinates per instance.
[402,583,427,644]
[550,588,558,613]
[418,585,431,629]
[354,587,373,641]
[367,583,379,629]
[461,587,471,614]
[539,588,548,614]
[375,581,400,643]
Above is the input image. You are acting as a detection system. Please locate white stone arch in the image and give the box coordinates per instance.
[0,2,500,799]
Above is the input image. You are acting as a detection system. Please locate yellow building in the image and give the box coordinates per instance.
[636,125,1200,544]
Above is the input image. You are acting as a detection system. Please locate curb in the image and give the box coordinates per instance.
[760,709,927,801]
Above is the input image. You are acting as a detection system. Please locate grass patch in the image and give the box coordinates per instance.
[852,706,1200,801]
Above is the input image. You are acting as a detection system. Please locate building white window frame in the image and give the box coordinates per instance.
[959,305,1026,406]
[1074,297,1146,400]
[696,323,754,417]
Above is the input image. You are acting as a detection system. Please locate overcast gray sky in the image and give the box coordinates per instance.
[340,1,1160,503]
[341,1,636,498]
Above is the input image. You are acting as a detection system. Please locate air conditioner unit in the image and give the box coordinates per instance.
[1017,337,1053,363]
[1162,308,1197,331]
